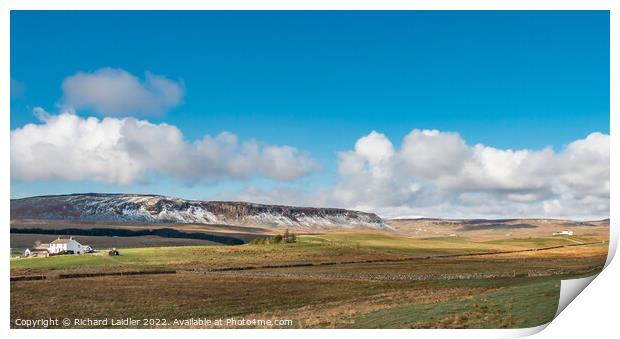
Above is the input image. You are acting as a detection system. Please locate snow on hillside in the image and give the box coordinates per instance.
[11,193,390,230]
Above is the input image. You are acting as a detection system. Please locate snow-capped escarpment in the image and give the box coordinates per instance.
[10,193,390,230]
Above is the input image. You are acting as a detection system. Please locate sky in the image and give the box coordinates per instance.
[10,11,610,219]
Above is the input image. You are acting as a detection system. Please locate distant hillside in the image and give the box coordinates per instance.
[387,217,610,229]
[386,217,610,239]
[11,193,389,230]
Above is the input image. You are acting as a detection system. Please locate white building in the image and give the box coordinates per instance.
[48,237,87,254]
[553,230,574,236]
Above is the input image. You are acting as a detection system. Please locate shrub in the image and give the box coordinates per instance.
[250,233,296,245]
[282,229,297,243]
[250,237,268,245]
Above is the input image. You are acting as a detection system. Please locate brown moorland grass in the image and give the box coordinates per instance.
[11,269,584,328]
[10,272,416,327]
[386,218,609,239]
[12,270,566,329]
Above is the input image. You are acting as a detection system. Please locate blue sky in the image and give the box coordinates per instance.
[10,11,610,218]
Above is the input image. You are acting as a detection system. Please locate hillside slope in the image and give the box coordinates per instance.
[11,193,389,230]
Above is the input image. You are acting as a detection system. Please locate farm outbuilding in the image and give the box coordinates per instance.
[23,244,50,257]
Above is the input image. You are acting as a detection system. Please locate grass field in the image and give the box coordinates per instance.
[350,277,562,328]
[10,230,609,329]
[11,271,569,329]
[11,232,605,274]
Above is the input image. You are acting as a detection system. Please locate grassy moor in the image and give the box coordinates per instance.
[10,219,608,329]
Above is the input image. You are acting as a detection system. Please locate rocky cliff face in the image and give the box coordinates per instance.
[10,193,389,229]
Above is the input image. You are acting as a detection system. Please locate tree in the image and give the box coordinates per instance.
[273,234,283,244]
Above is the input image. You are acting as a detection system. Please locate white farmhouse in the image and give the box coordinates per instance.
[552,230,574,236]
[49,237,87,254]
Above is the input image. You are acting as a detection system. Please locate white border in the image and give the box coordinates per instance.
[2,1,616,339]
[0,0,614,10]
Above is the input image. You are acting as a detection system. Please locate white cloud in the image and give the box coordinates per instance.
[397,129,470,180]
[61,68,184,116]
[353,131,395,166]
[344,130,609,219]
[226,129,609,220]
[11,111,317,185]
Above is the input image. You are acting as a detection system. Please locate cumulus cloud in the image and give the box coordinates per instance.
[11,111,317,184]
[227,129,610,220]
[61,68,184,116]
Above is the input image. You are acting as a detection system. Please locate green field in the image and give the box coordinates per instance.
[351,276,562,328]
[10,231,608,329]
[10,232,604,273]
